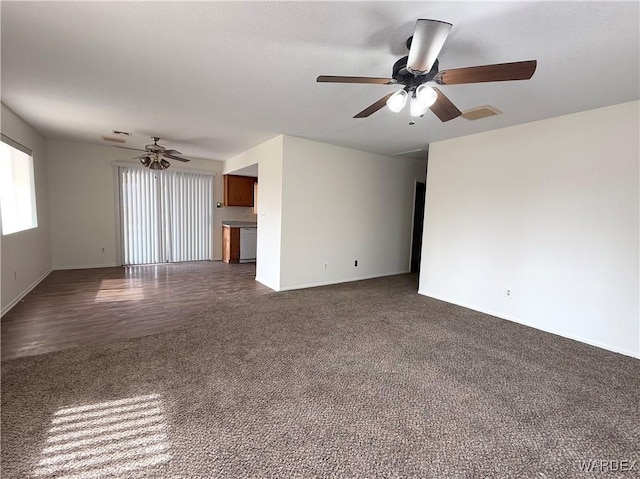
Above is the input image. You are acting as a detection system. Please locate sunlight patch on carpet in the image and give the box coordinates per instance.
[35,393,170,478]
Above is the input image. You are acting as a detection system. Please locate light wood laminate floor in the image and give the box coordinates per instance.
[1,261,272,361]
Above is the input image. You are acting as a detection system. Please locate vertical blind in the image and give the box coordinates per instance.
[120,166,213,265]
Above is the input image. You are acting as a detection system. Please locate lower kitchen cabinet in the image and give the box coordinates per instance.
[222,225,257,263]
[222,226,240,263]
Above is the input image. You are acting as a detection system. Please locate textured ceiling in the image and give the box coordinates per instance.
[1,1,638,161]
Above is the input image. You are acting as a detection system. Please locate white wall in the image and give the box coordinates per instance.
[223,144,265,175]
[1,104,52,315]
[419,101,639,358]
[279,136,426,290]
[46,139,244,267]
[47,141,121,268]
[226,136,284,290]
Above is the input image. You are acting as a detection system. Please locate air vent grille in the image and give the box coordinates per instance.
[461,105,502,121]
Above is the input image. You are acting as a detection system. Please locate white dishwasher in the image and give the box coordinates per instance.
[239,227,257,263]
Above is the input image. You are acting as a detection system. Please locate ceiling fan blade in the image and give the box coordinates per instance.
[163,149,182,155]
[163,153,190,162]
[407,19,452,75]
[434,60,537,85]
[317,75,396,85]
[429,88,462,122]
[115,145,146,152]
[354,92,395,118]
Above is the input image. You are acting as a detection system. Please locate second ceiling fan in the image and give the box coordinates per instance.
[317,19,537,122]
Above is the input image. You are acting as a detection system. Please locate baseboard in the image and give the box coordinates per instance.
[418,290,639,359]
[279,270,410,292]
[54,263,120,270]
[1,268,53,317]
[255,276,279,292]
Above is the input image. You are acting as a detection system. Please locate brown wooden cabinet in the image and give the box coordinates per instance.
[222,226,240,263]
[224,175,257,207]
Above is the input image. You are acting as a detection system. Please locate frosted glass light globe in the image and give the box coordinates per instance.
[416,84,438,107]
[386,89,408,112]
[410,95,430,117]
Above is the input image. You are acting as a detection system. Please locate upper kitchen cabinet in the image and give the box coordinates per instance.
[224,174,257,207]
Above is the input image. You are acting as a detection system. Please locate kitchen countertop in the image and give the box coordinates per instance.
[222,221,257,228]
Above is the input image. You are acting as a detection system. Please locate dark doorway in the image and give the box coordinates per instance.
[410,181,426,273]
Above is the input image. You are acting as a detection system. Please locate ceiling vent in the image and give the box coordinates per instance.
[101,136,126,144]
[461,105,502,121]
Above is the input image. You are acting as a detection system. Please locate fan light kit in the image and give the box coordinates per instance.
[141,153,171,170]
[117,137,190,170]
[317,19,537,123]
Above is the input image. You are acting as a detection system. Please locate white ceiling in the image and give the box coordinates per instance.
[2,2,638,161]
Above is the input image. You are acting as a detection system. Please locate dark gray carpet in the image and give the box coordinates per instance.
[2,274,639,478]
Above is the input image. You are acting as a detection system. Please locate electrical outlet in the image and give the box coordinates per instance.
[100,247,105,254]
[323,262,328,269]
[354,260,358,267]
[13,271,17,280]
[505,289,512,298]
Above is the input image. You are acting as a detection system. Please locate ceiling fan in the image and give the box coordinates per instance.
[119,137,190,170]
[317,19,537,123]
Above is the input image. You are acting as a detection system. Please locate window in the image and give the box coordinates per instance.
[0,135,38,235]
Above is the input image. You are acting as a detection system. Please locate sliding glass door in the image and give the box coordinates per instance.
[119,166,213,265]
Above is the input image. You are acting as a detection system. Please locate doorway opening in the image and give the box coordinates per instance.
[410,181,426,273]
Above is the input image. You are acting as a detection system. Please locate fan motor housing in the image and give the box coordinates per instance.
[393,56,439,88]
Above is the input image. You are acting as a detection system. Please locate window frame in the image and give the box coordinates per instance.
[0,134,38,236]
